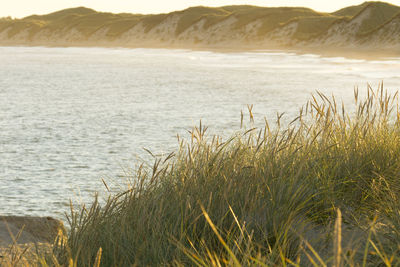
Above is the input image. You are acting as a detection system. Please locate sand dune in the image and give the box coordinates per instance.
[0,2,399,55]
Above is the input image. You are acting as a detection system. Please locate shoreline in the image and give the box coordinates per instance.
[1,42,399,60]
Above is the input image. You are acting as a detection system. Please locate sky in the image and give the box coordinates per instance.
[3,0,400,18]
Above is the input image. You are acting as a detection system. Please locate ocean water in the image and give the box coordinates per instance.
[0,46,399,220]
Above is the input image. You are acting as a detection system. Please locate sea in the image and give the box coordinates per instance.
[1,46,399,221]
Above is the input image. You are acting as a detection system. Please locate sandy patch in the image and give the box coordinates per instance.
[0,216,65,247]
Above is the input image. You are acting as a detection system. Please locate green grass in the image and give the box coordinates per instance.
[46,86,400,266]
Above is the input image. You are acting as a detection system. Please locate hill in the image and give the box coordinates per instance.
[0,1,399,55]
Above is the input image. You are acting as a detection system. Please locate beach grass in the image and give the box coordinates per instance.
[39,85,400,266]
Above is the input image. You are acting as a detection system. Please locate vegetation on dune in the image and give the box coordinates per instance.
[351,2,400,34]
[3,20,43,38]
[332,2,371,17]
[200,13,230,30]
[21,7,96,25]
[360,11,400,39]
[284,1,400,41]
[0,16,14,22]
[140,13,168,33]
[103,18,142,39]
[220,5,257,13]
[33,86,400,266]
[1,1,400,43]
[173,6,229,35]
[63,12,123,36]
[231,7,323,35]
[288,16,339,40]
[36,7,97,20]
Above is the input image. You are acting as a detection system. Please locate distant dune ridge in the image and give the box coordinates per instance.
[1,1,400,54]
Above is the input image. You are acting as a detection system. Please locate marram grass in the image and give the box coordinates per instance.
[54,86,400,266]
[6,85,400,266]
